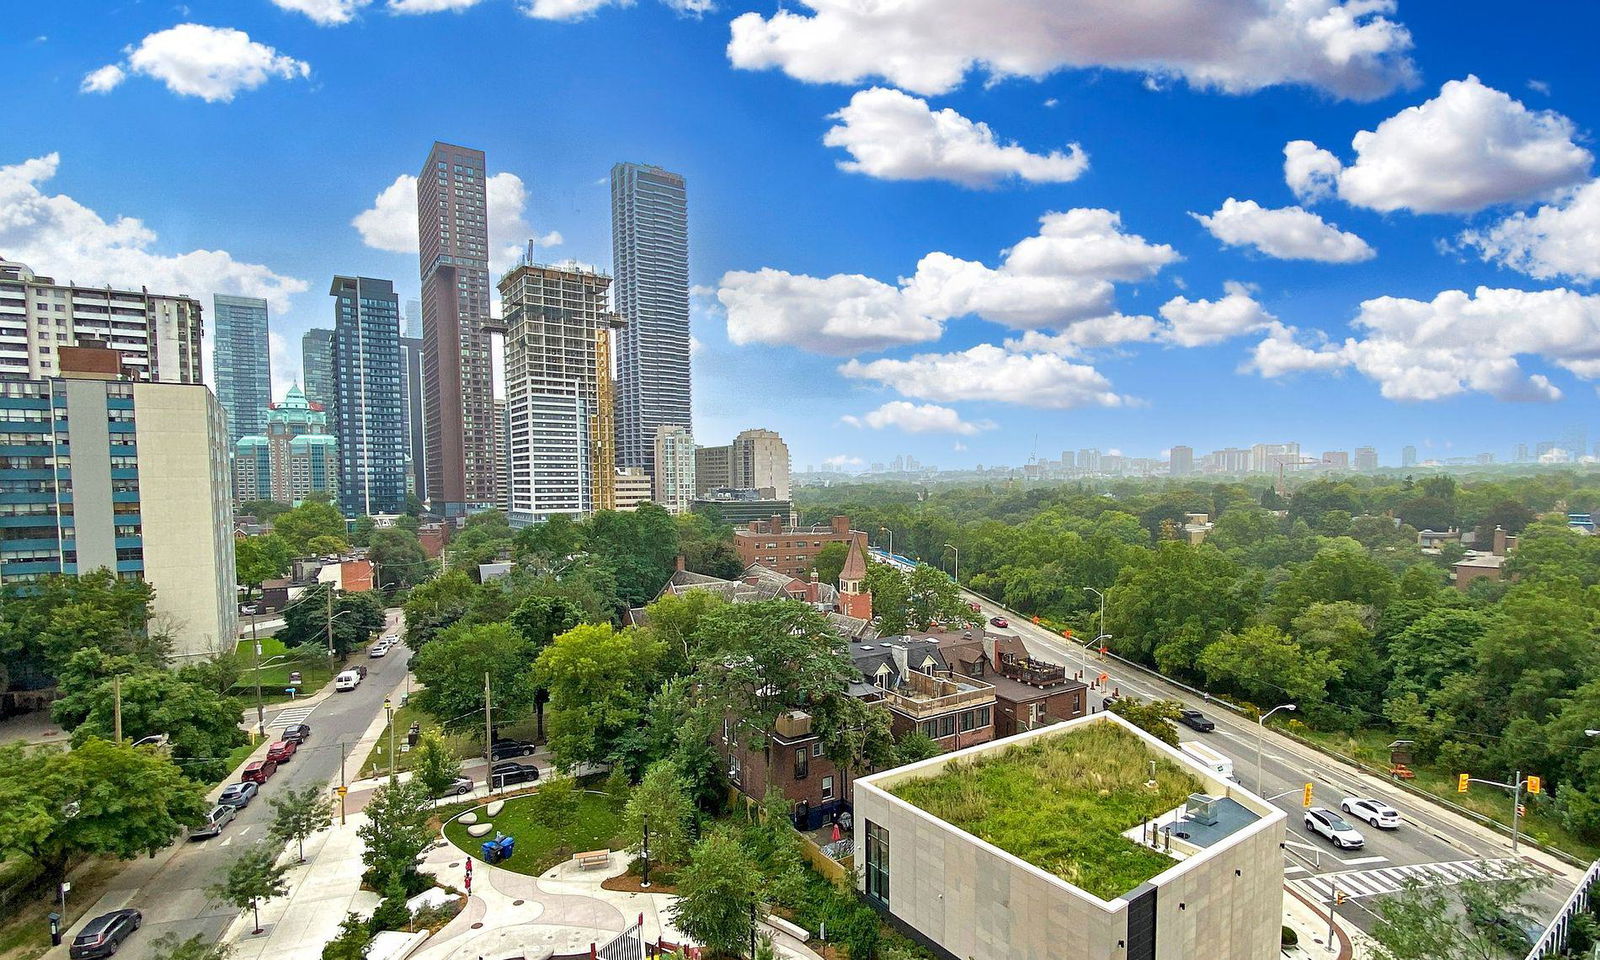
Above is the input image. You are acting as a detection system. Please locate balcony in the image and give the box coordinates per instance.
[999,653,1068,687]
[881,671,994,720]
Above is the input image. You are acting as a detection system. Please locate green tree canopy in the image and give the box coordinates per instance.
[236,534,292,596]
[367,528,430,589]
[272,501,348,555]
[70,671,247,782]
[413,622,538,732]
[670,827,763,959]
[535,623,665,772]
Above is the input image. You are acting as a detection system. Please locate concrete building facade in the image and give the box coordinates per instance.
[694,443,731,494]
[852,713,1285,960]
[330,276,406,517]
[417,142,498,516]
[732,427,791,501]
[212,294,271,446]
[611,163,691,479]
[614,466,653,511]
[0,258,203,385]
[0,371,236,661]
[399,335,426,502]
[653,424,696,514]
[499,261,619,525]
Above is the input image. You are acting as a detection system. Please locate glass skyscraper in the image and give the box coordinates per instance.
[329,277,406,517]
[301,327,335,413]
[611,162,691,479]
[213,294,272,446]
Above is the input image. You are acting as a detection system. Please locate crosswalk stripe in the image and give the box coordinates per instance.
[270,705,315,727]
[1290,858,1522,904]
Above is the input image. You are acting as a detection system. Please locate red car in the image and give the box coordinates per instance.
[266,740,297,764]
[990,616,1009,628]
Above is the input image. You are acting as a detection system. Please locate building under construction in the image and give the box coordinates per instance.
[498,256,622,526]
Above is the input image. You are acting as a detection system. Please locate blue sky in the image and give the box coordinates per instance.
[4,0,1600,471]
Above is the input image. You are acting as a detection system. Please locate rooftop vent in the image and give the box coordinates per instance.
[1184,794,1219,827]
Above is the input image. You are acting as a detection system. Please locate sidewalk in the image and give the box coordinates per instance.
[1283,887,1355,959]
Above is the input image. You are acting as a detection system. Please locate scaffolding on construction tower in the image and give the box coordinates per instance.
[591,324,617,512]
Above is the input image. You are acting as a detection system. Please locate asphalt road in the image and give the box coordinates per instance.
[59,610,409,960]
[964,591,1571,936]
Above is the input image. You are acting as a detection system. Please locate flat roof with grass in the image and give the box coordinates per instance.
[888,721,1204,901]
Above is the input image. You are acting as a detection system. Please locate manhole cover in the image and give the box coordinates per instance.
[471,922,483,930]
[513,899,525,906]
[449,862,460,868]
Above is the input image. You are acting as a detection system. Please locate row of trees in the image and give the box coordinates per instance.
[801,470,1600,842]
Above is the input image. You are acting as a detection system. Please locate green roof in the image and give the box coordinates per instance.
[889,721,1203,901]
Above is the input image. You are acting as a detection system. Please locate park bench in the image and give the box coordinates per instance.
[574,849,611,870]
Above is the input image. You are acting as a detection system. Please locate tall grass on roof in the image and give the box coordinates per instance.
[890,722,1204,900]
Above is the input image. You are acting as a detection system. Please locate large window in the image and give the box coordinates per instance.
[865,821,889,903]
[794,747,809,781]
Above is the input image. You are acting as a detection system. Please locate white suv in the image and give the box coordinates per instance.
[1341,797,1402,830]
[1305,807,1365,849]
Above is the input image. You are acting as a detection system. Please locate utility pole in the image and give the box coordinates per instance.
[1327,879,1338,950]
[325,586,335,660]
[253,632,265,739]
[385,698,396,783]
[339,740,348,826]
[112,675,122,743]
[1460,769,1539,854]
[483,672,493,792]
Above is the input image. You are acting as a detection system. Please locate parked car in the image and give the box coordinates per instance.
[989,616,1009,628]
[190,804,237,840]
[490,739,536,760]
[335,670,362,692]
[368,642,388,658]
[265,740,298,764]
[217,782,259,809]
[282,722,311,744]
[489,761,540,788]
[1304,807,1364,849]
[1176,709,1215,732]
[69,909,142,959]
[241,759,278,783]
[1341,797,1402,830]
[436,776,474,798]
[239,604,258,616]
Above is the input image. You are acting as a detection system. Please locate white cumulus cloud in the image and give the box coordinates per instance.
[270,0,372,24]
[1245,286,1600,401]
[85,24,310,103]
[716,208,1177,354]
[389,0,487,11]
[1284,76,1592,214]
[1159,283,1277,346]
[352,171,555,274]
[842,401,995,435]
[1002,314,1158,355]
[1194,198,1374,262]
[823,87,1087,187]
[728,0,1415,100]
[1460,179,1600,283]
[840,344,1132,410]
[0,153,306,315]
[823,454,864,469]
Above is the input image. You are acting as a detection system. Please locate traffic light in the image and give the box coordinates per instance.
[1458,773,1470,793]
[1303,783,1314,807]
[1527,775,1542,795]
[1334,891,1346,905]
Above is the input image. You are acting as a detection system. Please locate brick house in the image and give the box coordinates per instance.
[848,634,996,753]
[938,633,1088,737]
[734,514,868,581]
[722,709,846,830]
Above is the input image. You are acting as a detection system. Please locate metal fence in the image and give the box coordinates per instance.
[594,916,646,960]
[1526,859,1600,960]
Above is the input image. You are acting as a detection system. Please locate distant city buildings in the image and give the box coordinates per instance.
[0,258,203,385]
[0,347,236,661]
[1169,444,1193,475]
[300,328,335,412]
[732,427,791,500]
[612,162,692,480]
[1354,446,1378,471]
[613,466,653,511]
[653,424,696,514]
[330,276,406,516]
[212,294,271,446]
[233,385,337,505]
[418,142,499,517]
[694,442,732,494]
[1402,444,1418,468]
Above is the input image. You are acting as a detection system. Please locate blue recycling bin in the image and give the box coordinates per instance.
[479,834,515,864]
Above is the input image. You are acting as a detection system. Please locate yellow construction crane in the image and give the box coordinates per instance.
[591,325,617,512]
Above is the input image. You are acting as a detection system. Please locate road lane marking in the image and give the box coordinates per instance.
[1341,856,1388,866]
[1289,857,1519,903]
[270,705,316,728]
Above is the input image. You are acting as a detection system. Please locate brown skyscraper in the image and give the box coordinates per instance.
[417,142,498,516]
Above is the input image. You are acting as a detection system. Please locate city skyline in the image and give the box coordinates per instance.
[4,2,1600,472]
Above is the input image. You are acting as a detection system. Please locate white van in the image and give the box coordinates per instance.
[334,670,362,692]
[1179,740,1236,782]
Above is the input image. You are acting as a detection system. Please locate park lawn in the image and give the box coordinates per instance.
[440,791,626,877]
[0,858,122,960]
[889,722,1201,901]
[1289,724,1600,861]
[229,637,335,705]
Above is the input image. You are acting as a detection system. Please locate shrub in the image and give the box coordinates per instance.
[843,906,881,960]
[321,914,372,960]
[368,881,412,932]
[1281,925,1298,947]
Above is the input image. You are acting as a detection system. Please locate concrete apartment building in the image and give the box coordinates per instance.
[417,142,499,516]
[853,713,1285,960]
[614,467,653,510]
[732,427,791,500]
[499,260,621,525]
[653,424,695,514]
[399,334,426,501]
[212,294,271,446]
[233,385,337,504]
[0,351,236,661]
[1168,445,1193,475]
[330,276,406,517]
[694,443,732,494]
[612,162,692,481]
[734,514,864,580]
[0,258,203,385]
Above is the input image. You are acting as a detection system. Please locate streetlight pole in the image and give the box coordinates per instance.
[879,526,893,561]
[385,698,396,783]
[1256,704,1297,794]
[1083,587,1106,648]
[944,543,959,585]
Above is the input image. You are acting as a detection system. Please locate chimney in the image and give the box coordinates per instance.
[675,555,685,573]
[985,634,999,672]
[770,514,783,534]
[831,515,850,537]
[1492,526,1508,555]
[891,644,909,683]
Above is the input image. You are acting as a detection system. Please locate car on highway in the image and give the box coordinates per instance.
[190,804,237,840]
[489,761,540,788]
[1304,807,1364,849]
[490,738,536,760]
[266,739,298,764]
[217,782,259,809]
[989,616,1008,628]
[69,909,142,959]
[1341,797,1402,830]
[1176,709,1215,732]
[436,776,474,798]
[282,722,311,744]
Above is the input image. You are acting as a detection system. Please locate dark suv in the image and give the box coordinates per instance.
[490,739,536,760]
[70,909,142,959]
[282,723,311,744]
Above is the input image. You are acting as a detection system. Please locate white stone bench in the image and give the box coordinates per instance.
[766,915,809,942]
